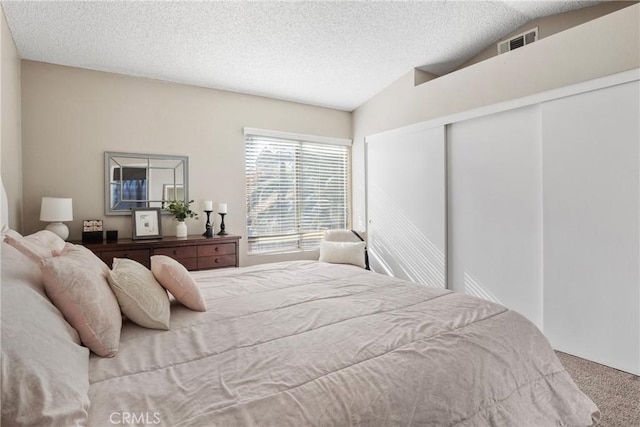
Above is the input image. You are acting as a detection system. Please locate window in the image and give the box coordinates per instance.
[245,129,350,254]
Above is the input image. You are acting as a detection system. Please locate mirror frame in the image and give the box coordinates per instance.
[104,151,189,216]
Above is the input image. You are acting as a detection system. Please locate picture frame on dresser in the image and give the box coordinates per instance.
[131,208,162,240]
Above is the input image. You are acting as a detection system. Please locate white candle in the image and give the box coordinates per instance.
[218,203,227,214]
[204,201,213,211]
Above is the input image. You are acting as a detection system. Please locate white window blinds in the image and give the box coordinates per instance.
[245,132,350,254]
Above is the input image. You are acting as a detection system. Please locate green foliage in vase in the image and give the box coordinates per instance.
[165,200,198,221]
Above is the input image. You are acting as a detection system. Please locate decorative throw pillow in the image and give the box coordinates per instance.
[4,229,66,264]
[319,240,366,268]
[323,229,369,270]
[150,255,207,312]
[108,258,170,330]
[40,243,122,357]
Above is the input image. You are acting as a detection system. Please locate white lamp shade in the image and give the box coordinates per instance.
[40,197,73,222]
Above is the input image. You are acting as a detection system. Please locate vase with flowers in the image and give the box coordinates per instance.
[165,200,198,238]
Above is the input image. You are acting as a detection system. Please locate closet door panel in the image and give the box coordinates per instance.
[542,81,640,374]
[448,106,543,328]
[366,125,446,288]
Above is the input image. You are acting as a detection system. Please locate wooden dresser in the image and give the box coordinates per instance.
[81,235,241,271]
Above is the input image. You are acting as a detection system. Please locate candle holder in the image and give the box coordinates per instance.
[217,213,227,235]
[202,210,213,238]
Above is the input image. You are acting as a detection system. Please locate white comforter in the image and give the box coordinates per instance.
[88,261,599,426]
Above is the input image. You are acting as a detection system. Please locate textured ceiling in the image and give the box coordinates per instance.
[1,1,604,111]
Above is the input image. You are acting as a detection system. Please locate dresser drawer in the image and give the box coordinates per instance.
[100,249,150,268]
[197,254,236,270]
[153,246,197,259]
[173,257,198,271]
[197,243,236,257]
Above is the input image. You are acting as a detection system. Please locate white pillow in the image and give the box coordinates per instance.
[108,258,170,330]
[1,234,45,296]
[1,241,91,425]
[319,240,366,268]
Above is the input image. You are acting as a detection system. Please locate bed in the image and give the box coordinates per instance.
[1,229,600,426]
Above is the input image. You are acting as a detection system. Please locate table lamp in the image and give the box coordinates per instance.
[40,197,73,240]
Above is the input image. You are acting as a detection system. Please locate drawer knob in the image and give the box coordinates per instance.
[215,246,219,252]
[215,258,219,263]
[173,250,177,255]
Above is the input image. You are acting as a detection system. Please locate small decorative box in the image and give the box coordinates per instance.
[82,220,103,243]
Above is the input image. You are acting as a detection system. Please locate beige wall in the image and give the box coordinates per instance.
[351,4,640,230]
[0,7,22,230]
[456,1,637,71]
[21,62,351,266]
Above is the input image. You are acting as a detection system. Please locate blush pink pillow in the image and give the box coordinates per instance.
[151,255,207,312]
[4,229,66,264]
[40,244,122,357]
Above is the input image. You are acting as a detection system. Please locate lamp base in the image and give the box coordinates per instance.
[45,222,69,241]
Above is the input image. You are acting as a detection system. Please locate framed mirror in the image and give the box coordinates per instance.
[104,152,189,215]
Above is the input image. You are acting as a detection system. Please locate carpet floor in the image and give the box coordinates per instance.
[556,351,640,426]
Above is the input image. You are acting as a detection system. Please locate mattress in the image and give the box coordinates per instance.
[88,260,599,426]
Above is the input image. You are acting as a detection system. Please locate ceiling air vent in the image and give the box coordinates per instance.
[497,28,538,55]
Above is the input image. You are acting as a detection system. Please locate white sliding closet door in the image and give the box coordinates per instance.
[542,81,640,375]
[448,106,543,328]
[366,125,446,288]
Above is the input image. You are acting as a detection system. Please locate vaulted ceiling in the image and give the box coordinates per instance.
[1,1,605,111]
